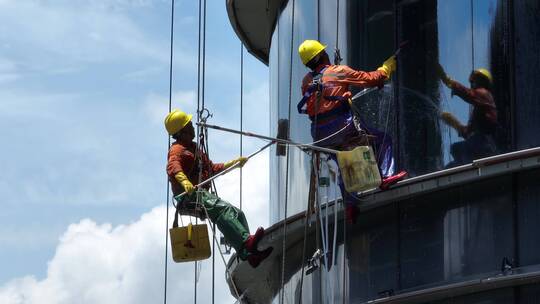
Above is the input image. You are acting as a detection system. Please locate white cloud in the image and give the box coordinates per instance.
[0,1,194,72]
[0,150,269,304]
[212,149,270,230]
[0,57,19,84]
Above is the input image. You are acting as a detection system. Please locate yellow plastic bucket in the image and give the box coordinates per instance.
[169,223,211,263]
[336,146,381,192]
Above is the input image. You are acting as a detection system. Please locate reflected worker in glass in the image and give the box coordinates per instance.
[437,65,498,167]
[297,40,407,223]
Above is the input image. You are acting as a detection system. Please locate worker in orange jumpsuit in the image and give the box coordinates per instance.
[437,66,498,166]
[165,109,272,268]
[297,40,407,223]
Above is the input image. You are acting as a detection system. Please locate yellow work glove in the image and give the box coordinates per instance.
[377,55,396,78]
[223,156,248,170]
[436,63,453,87]
[175,172,195,194]
[440,112,467,137]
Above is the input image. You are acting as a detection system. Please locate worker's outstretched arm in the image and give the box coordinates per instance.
[436,63,453,87]
[377,55,396,79]
[207,156,246,175]
[447,81,496,110]
[223,156,248,170]
[437,64,485,106]
[334,65,387,87]
[335,55,396,88]
[440,112,468,138]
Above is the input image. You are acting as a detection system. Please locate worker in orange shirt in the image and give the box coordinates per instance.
[437,65,498,166]
[297,40,407,223]
[165,109,272,268]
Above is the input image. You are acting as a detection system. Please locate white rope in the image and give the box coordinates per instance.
[201,205,242,299]
[291,121,352,147]
[317,158,332,304]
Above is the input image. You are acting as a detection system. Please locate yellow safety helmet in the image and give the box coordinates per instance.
[298,40,327,65]
[472,68,493,85]
[164,109,192,136]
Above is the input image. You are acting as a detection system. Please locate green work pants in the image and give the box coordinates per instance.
[175,190,250,259]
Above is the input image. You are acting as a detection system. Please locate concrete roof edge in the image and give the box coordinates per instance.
[226,0,287,66]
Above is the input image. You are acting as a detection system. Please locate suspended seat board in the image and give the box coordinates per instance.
[170,207,211,263]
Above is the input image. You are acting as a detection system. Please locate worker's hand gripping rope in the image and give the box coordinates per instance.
[175,171,195,194]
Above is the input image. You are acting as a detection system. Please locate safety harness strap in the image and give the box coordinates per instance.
[297,66,350,117]
[308,101,350,122]
[297,67,327,114]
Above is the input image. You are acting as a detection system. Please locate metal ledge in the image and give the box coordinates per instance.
[226,147,540,302]
[358,147,540,212]
[366,266,540,304]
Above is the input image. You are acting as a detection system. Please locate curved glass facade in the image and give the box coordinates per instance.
[269,0,540,225]
[266,0,540,303]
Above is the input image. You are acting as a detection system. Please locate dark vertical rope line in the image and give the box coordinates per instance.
[202,0,207,110]
[393,0,401,297]
[317,0,320,40]
[196,1,208,302]
[470,0,475,69]
[393,0,401,177]
[333,1,349,301]
[196,0,202,124]
[212,221,215,304]
[194,0,204,302]
[240,43,244,211]
[335,0,340,48]
[163,1,175,304]
[469,0,475,120]
[280,1,295,303]
[299,2,320,301]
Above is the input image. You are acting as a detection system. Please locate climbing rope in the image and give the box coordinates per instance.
[163,0,175,303]
[322,159,333,303]
[193,0,208,301]
[279,0,295,302]
[240,43,244,211]
[201,204,242,299]
[470,0,475,70]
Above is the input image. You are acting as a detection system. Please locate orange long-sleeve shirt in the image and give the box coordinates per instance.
[167,140,224,196]
[449,80,497,136]
[301,64,387,118]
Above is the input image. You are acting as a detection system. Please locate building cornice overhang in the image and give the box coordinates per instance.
[226,0,287,65]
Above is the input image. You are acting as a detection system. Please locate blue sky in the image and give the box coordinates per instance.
[0,1,269,303]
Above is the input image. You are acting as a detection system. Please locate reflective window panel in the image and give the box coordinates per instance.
[269,23,281,224]
[287,0,319,217]
[517,168,540,267]
[396,0,511,175]
[347,204,399,303]
[399,176,514,290]
[514,0,540,149]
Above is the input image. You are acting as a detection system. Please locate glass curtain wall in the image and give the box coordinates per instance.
[348,0,514,176]
[269,0,534,222]
[269,0,348,222]
[398,0,513,175]
[265,0,540,303]
[514,0,540,149]
[269,0,348,303]
[269,19,280,223]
